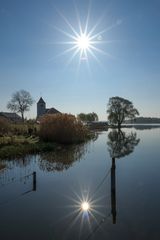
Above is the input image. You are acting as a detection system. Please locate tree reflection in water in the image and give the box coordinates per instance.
[107,129,140,224]
[107,129,140,159]
[38,143,88,172]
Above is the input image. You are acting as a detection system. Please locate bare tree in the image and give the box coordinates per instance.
[7,90,34,121]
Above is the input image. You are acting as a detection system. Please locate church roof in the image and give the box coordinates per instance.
[46,108,61,114]
[37,97,45,104]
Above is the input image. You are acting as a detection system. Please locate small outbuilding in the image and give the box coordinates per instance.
[0,112,22,122]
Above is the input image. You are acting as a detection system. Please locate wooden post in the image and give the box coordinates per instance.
[32,171,36,191]
[111,157,116,224]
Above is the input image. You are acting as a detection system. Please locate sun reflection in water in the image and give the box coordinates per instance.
[81,201,90,212]
[59,186,108,240]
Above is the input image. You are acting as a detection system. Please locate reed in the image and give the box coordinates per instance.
[39,113,90,144]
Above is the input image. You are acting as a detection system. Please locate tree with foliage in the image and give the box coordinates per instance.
[77,112,98,122]
[7,90,34,121]
[77,113,87,122]
[107,96,139,128]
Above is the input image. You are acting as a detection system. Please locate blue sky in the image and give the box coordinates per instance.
[0,0,160,120]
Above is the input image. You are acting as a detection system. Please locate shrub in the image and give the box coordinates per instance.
[9,123,28,135]
[39,113,89,144]
[9,123,39,136]
[0,117,10,135]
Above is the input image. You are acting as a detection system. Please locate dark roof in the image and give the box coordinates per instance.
[37,97,45,104]
[46,108,61,114]
[0,112,22,121]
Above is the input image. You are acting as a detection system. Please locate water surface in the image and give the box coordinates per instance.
[0,127,160,240]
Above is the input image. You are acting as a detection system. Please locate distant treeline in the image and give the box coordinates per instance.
[126,117,160,124]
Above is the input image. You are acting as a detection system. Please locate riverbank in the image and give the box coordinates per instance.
[0,141,57,160]
[0,131,94,160]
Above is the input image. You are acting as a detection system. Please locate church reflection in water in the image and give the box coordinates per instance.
[107,129,140,224]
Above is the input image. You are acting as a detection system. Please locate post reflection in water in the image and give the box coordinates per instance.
[107,129,140,224]
[0,170,37,207]
[111,157,116,224]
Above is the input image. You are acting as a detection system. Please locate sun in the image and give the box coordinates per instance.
[53,5,117,67]
[76,33,91,51]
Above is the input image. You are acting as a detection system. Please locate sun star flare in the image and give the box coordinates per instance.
[76,34,91,51]
[53,6,114,67]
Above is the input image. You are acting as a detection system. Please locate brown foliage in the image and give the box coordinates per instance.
[0,117,10,135]
[39,113,89,144]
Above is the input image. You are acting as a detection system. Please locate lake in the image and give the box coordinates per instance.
[0,127,160,240]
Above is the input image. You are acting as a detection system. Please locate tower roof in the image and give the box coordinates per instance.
[37,97,45,104]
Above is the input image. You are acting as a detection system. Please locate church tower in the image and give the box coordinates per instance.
[37,97,46,118]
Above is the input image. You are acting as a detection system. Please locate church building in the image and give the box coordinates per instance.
[37,97,60,118]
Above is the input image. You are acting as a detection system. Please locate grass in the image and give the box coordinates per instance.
[0,135,57,160]
[0,135,39,146]
[0,142,57,160]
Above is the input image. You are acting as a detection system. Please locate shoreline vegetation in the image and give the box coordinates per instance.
[0,133,94,160]
[0,114,94,160]
[0,136,57,160]
[1,112,160,160]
